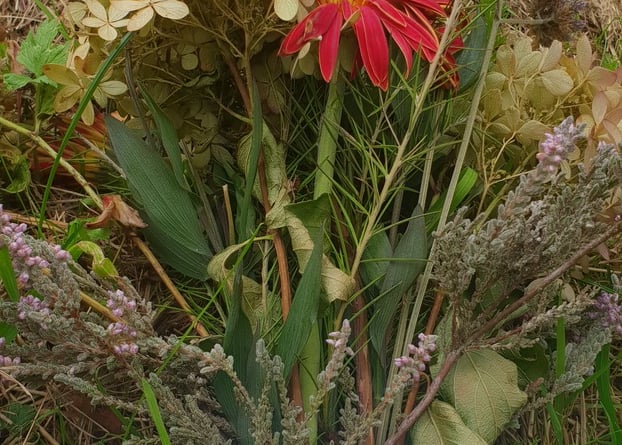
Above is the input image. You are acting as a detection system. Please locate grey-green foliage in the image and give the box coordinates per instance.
[432,143,622,340]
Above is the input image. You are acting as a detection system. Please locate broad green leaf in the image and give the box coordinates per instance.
[456,14,488,92]
[409,400,487,445]
[370,205,427,356]
[2,73,32,91]
[0,246,19,301]
[426,167,478,233]
[140,85,187,189]
[142,377,171,445]
[274,225,324,377]
[440,349,527,443]
[106,116,211,279]
[359,229,392,293]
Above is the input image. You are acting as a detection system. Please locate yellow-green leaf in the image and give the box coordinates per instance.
[274,0,299,21]
[42,64,80,86]
[540,69,573,96]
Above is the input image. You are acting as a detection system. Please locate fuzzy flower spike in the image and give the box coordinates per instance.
[278,0,453,90]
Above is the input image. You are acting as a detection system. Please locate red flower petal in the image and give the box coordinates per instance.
[353,7,389,90]
[278,4,340,55]
[318,10,343,81]
[400,0,446,16]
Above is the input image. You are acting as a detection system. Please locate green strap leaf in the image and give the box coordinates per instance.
[274,224,324,377]
[139,85,187,190]
[106,116,211,279]
[370,205,427,357]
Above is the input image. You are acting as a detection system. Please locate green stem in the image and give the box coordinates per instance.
[300,75,345,445]
[314,77,345,198]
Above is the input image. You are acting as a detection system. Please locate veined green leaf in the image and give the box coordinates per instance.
[456,14,489,93]
[440,349,527,443]
[426,167,478,233]
[409,400,487,445]
[106,116,211,279]
[359,229,392,294]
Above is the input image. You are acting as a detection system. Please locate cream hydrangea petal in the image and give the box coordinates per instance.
[84,0,107,20]
[126,7,154,31]
[152,0,189,20]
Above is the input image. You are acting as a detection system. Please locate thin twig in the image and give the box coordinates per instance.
[132,236,209,337]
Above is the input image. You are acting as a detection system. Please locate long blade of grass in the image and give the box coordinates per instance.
[141,378,171,445]
[38,31,133,232]
[596,344,622,442]
[0,246,19,301]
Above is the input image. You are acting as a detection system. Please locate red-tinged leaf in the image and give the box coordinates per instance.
[354,7,389,89]
[87,195,148,229]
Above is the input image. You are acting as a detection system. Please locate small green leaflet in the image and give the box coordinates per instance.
[3,20,69,90]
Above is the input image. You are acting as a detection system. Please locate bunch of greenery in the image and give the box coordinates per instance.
[1,0,621,443]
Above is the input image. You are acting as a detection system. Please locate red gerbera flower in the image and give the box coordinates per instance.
[278,0,454,90]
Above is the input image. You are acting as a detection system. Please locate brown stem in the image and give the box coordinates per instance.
[386,349,462,445]
[225,51,302,411]
[351,291,374,444]
[223,53,251,115]
[132,236,208,337]
[400,290,446,428]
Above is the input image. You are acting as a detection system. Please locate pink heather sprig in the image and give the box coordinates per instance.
[316,319,354,393]
[106,289,137,317]
[0,205,70,286]
[536,116,583,173]
[0,337,20,367]
[17,294,51,328]
[394,333,437,383]
[107,321,138,355]
[106,289,139,355]
[589,292,622,337]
